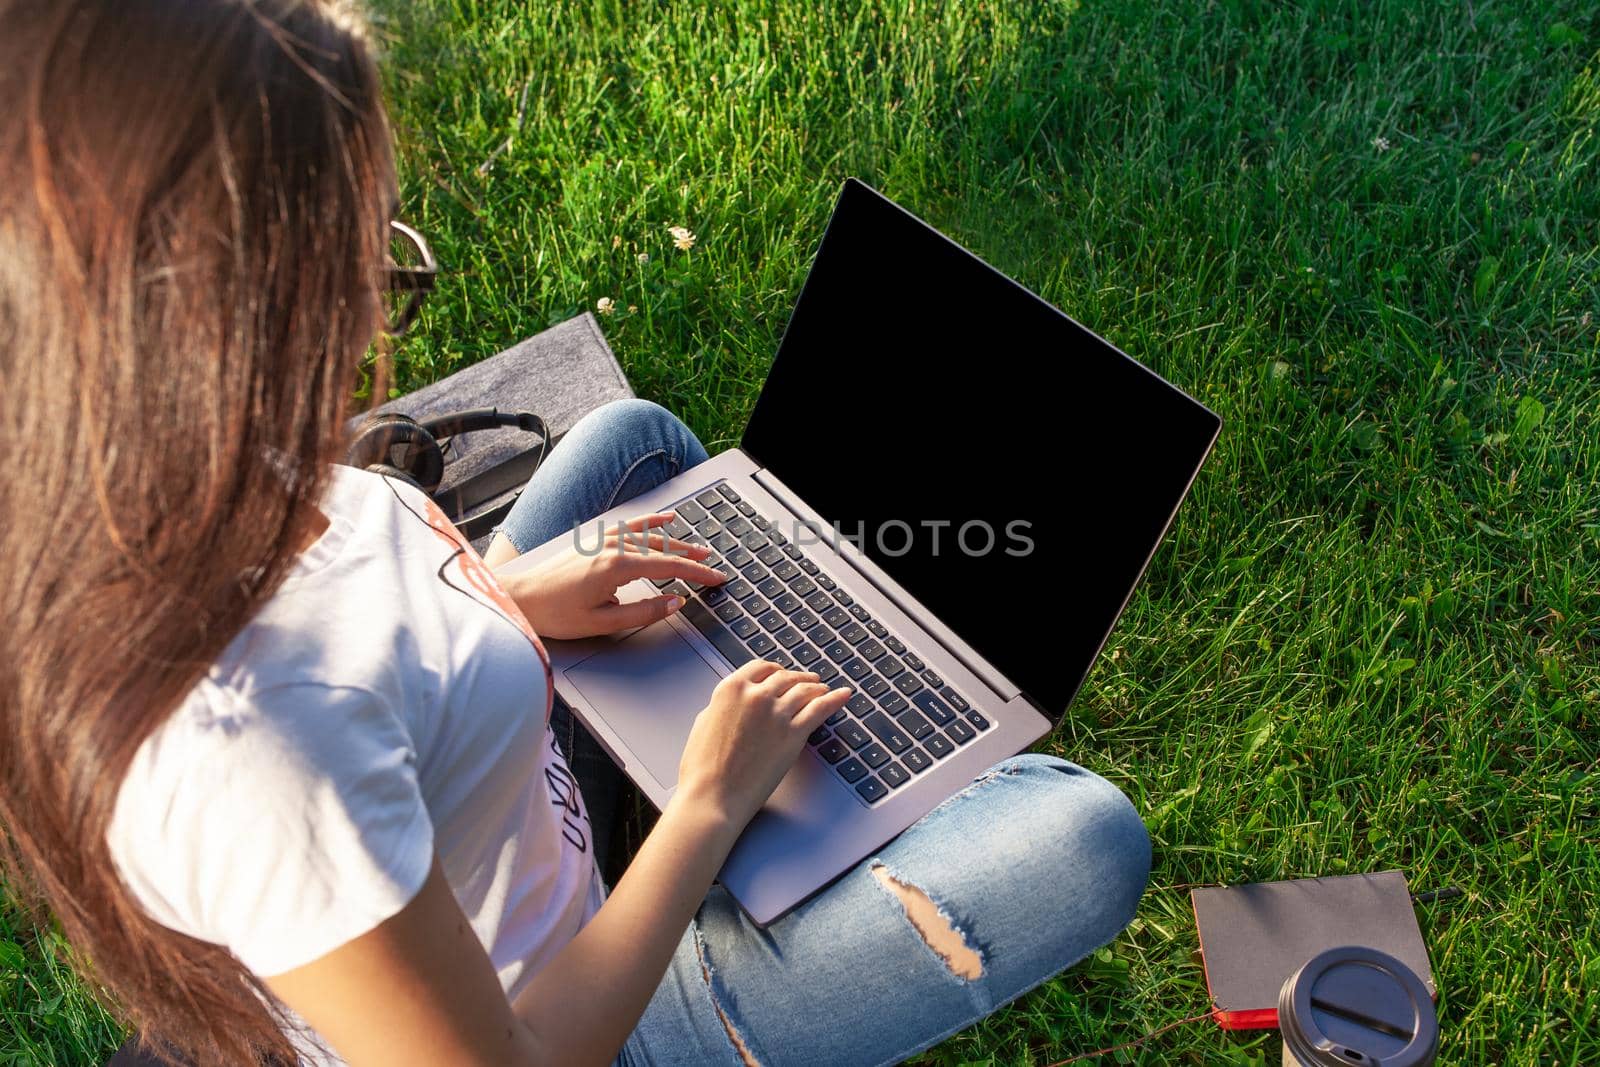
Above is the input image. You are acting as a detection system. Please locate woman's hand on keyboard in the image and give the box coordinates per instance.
[496,511,726,639]
[675,659,853,831]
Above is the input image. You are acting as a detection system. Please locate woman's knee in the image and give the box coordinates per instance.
[567,398,706,465]
[990,754,1151,935]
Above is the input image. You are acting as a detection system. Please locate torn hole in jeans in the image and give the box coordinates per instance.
[693,927,761,1067]
[870,862,985,980]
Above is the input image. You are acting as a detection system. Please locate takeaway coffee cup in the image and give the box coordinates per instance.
[1278,946,1439,1066]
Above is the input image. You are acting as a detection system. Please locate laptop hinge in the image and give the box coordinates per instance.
[750,464,1020,703]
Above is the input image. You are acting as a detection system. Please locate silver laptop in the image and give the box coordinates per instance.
[500,179,1221,924]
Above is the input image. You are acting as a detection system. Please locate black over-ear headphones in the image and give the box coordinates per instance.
[345,408,547,496]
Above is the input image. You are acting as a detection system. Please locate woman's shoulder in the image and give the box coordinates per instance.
[107,673,434,971]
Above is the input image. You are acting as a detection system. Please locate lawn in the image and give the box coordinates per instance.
[4,0,1598,1063]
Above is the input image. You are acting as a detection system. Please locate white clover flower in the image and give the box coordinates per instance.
[596,296,615,315]
[637,252,650,264]
[667,224,697,251]
[1372,135,1392,152]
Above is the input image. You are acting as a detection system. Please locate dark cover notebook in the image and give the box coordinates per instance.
[1191,870,1436,1029]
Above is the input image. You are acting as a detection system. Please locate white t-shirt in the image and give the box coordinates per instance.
[107,465,604,1064]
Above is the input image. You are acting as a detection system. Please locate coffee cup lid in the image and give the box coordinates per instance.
[1278,945,1439,1067]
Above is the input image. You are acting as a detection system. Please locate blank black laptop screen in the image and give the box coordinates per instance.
[741,180,1220,719]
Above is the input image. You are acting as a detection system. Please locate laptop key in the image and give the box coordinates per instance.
[748,633,776,656]
[833,590,854,607]
[840,623,869,645]
[859,743,890,769]
[879,763,909,790]
[921,670,944,689]
[849,605,871,623]
[724,578,754,600]
[744,595,770,617]
[774,626,803,649]
[752,515,771,531]
[862,711,912,754]
[681,600,752,668]
[877,657,905,681]
[799,559,820,575]
[911,690,955,726]
[894,674,925,698]
[855,777,888,803]
[714,601,743,623]
[791,576,818,597]
[724,516,752,538]
[835,721,870,749]
[757,545,785,566]
[946,719,976,745]
[866,621,888,640]
[740,529,769,552]
[790,609,818,630]
[710,531,738,554]
[823,606,851,629]
[846,693,874,716]
[737,501,756,517]
[665,516,694,539]
[757,577,785,599]
[856,639,886,662]
[885,636,907,655]
[836,757,867,783]
[757,609,786,632]
[879,692,908,716]
[805,590,833,612]
[923,734,954,759]
[842,658,872,681]
[676,500,707,524]
[703,586,728,606]
[808,624,836,648]
[896,709,934,740]
[903,653,925,671]
[773,592,803,614]
[725,547,753,569]
[710,501,737,522]
[695,488,723,508]
[861,674,889,698]
[825,707,848,725]
[823,640,854,663]
[942,687,971,712]
[769,650,794,669]
[966,710,991,730]
[807,726,829,745]
[901,748,932,775]
[716,483,740,502]
[816,574,837,591]
[697,518,724,539]
[783,543,803,560]
[731,617,759,639]
[772,559,800,582]
[815,661,841,684]
[817,738,849,764]
[793,643,822,666]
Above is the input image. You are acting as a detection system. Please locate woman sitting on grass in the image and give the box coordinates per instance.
[0,2,1149,1064]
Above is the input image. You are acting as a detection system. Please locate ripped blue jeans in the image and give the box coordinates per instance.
[493,400,1152,1066]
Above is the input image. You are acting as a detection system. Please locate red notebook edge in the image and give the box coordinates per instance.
[1190,887,1278,1030]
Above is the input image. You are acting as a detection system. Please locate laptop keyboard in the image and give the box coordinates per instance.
[647,480,993,806]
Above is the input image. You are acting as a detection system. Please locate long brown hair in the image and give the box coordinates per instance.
[0,1,393,1062]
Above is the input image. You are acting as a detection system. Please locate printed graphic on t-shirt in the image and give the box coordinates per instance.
[383,479,591,856]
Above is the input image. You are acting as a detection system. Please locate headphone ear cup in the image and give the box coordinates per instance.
[347,413,445,495]
[367,462,427,494]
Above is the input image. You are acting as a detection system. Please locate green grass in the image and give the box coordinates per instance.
[5,0,1598,1063]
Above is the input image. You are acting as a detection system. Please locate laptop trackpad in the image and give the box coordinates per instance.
[565,620,722,791]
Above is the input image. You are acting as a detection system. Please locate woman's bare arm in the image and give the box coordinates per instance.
[264,661,850,1066]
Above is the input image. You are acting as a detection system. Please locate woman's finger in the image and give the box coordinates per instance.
[613,532,711,558]
[593,593,686,633]
[615,552,728,586]
[614,512,676,534]
[792,687,854,732]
